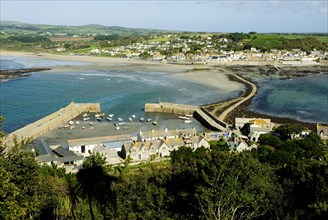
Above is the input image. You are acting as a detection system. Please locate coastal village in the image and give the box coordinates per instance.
[52,34,328,64]
[3,100,327,173]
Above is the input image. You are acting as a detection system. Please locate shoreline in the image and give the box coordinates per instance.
[1,50,327,130]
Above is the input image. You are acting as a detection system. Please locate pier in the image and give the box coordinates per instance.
[194,108,228,131]
[3,102,100,150]
[145,102,228,131]
[145,102,199,115]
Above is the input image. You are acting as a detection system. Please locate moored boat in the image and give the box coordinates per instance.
[140,118,145,122]
[147,118,152,122]
[152,121,157,126]
[179,116,190,120]
[118,118,123,122]
[184,120,192,124]
[96,117,102,121]
[128,117,133,122]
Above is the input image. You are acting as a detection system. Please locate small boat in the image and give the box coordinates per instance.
[83,117,90,121]
[179,116,190,120]
[118,122,125,126]
[185,114,193,117]
[132,115,136,119]
[64,125,70,129]
[140,118,145,122]
[116,126,120,130]
[75,121,80,125]
[96,117,102,122]
[106,117,112,121]
[128,117,133,122]
[89,122,93,125]
[152,121,157,126]
[108,114,114,118]
[99,113,105,117]
[184,120,192,124]
[68,121,74,125]
[70,126,75,129]
[90,127,94,130]
[81,126,86,129]
[95,114,100,118]
[118,118,123,122]
[147,118,152,122]
[83,113,89,117]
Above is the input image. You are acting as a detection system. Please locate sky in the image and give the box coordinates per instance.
[1,0,327,33]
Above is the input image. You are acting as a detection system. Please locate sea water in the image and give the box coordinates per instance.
[0,57,241,133]
[251,73,328,124]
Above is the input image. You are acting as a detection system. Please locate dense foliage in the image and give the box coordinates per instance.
[0,122,327,219]
[7,35,51,43]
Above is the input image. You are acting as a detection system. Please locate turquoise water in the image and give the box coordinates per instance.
[251,73,328,124]
[0,57,240,133]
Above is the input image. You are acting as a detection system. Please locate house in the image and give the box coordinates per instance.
[317,123,328,140]
[137,128,196,142]
[121,140,170,160]
[236,118,273,142]
[120,134,210,161]
[37,145,84,168]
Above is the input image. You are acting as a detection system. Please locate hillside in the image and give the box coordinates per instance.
[0,21,169,37]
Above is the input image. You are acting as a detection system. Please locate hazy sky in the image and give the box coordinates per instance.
[1,0,327,33]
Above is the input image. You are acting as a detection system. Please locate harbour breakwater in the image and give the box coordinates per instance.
[145,102,199,115]
[3,102,100,150]
[145,102,228,131]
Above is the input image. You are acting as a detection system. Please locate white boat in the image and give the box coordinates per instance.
[83,117,90,121]
[128,117,133,122]
[83,113,89,117]
[81,126,86,129]
[106,117,112,121]
[64,125,70,128]
[70,126,75,129]
[140,118,145,122]
[179,116,190,120]
[147,118,152,122]
[90,127,94,130]
[75,121,80,125]
[68,121,74,125]
[116,126,120,130]
[108,114,114,118]
[89,122,93,125]
[132,115,136,119]
[185,114,193,117]
[95,114,100,118]
[152,121,157,126]
[118,118,123,122]
[118,122,125,125]
[184,120,192,124]
[114,123,119,127]
[96,117,102,121]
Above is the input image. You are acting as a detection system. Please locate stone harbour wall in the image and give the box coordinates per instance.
[3,102,100,149]
[145,102,199,115]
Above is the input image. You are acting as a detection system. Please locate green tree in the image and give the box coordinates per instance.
[76,152,116,220]
[168,147,281,219]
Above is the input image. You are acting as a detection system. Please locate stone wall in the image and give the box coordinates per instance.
[145,102,199,115]
[3,102,100,149]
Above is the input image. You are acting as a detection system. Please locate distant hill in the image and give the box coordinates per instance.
[0,21,170,37]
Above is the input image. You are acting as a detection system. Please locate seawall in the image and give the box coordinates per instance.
[145,102,199,115]
[3,102,100,149]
